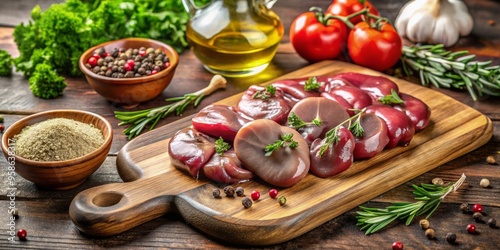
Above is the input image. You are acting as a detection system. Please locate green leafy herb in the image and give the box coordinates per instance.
[252,85,277,100]
[10,0,210,96]
[401,44,500,101]
[379,89,404,105]
[288,112,322,129]
[303,76,323,91]
[356,174,467,235]
[115,75,226,139]
[28,64,67,99]
[0,50,13,76]
[264,133,299,156]
[318,108,365,157]
[215,137,230,156]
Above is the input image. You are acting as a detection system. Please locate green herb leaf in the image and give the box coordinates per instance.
[214,137,230,156]
[288,112,322,129]
[356,174,467,234]
[264,133,299,156]
[401,44,500,101]
[318,108,366,157]
[379,89,404,105]
[303,76,322,91]
[252,85,277,100]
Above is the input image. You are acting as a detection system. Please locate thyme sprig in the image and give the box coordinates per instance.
[288,112,322,129]
[252,85,277,100]
[401,44,500,101]
[264,133,299,156]
[318,108,365,157]
[115,75,227,139]
[356,174,467,235]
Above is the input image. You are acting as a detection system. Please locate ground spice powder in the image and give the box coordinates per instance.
[14,118,104,161]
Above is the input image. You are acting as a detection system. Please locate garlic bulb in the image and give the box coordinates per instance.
[395,0,473,47]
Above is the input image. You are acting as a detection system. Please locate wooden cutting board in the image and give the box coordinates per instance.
[69,61,493,245]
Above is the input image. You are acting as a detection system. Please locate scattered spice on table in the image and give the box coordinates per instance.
[14,118,104,161]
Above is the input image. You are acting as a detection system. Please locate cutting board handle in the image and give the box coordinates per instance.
[69,175,173,236]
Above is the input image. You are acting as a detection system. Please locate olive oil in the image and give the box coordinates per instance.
[185,0,283,77]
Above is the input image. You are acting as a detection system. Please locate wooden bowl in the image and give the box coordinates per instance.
[79,38,179,105]
[1,110,113,190]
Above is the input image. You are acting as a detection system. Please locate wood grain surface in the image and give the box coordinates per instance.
[69,61,493,245]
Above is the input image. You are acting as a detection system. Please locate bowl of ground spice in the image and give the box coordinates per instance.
[79,38,179,105]
[1,110,113,190]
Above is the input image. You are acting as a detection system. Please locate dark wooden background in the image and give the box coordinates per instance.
[0,0,499,249]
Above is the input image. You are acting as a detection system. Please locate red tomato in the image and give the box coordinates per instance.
[290,11,348,63]
[347,22,402,71]
[327,0,380,24]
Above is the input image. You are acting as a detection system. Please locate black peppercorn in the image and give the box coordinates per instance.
[223,186,235,197]
[94,47,106,56]
[126,71,136,78]
[487,218,497,228]
[242,197,252,208]
[473,212,483,221]
[212,189,221,198]
[445,232,456,244]
[235,187,245,196]
[460,203,470,213]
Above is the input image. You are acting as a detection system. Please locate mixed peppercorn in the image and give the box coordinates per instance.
[85,47,170,78]
[212,186,285,209]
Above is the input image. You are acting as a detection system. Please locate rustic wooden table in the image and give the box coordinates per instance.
[1,0,499,249]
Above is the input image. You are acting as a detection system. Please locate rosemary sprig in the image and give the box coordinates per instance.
[318,108,365,157]
[401,44,500,101]
[288,112,322,129]
[356,174,467,235]
[115,75,227,139]
[264,133,299,156]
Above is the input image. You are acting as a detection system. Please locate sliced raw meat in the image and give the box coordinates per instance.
[321,85,373,116]
[309,126,355,177]
[332,72,400,101]
[192,104,251,141]
[353,113,390,160]
[366,105,415,148]
[392,93,431,131]
[317,75,354,92]
[272,79,321,106]
[287,97,350,145]
[236,85,291,125]
[202,149,254,184]
[234,119,310,187]
[168,127,216,178]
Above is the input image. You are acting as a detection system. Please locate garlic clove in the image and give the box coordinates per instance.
[450,0,474,36]
[405,11,436,43]
[429,14,459,47]
[395,0,431,38]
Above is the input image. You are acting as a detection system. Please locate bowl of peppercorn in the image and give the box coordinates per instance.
[1,109,113,190]
[79,38,179,105]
